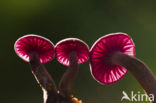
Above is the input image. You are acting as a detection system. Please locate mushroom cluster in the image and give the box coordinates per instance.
[14,33,156,103]
[14,35,89,103]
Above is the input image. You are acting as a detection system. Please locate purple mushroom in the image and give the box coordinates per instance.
[14,34,55,63]
[90,33,156,102]
[14,34,58,103]
[55,38,89,66]
[90,33,135,84]
[55,38,89,99]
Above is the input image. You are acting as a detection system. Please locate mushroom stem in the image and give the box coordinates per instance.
[111,52,156,102]
[59,51,79,98]
[29,52,58,103]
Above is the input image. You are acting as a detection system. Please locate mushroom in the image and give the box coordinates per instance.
[14,34,58,103]
[90,33,156,102]
[55,38,89,101]
[55,38,90,66]
[14,34,55,63]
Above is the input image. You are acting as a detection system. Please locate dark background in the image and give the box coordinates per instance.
[0,0,156,103]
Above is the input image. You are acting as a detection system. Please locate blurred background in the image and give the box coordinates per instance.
[0,0,156,103]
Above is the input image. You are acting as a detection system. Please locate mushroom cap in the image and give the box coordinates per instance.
[14,34,55,63]
[55,38,89,66]
[90,33,135,84]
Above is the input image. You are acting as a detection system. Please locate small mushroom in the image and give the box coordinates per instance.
[90,33,135,84]
[14,34,55,63]
[14,34,58,103]
[55,38,90,66]
[55,38,89,100]
[90,33,156,102]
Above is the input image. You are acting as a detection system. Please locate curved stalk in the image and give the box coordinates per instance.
[59,52,79,100]
[111,52,156,103]
[29,52,58,103]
